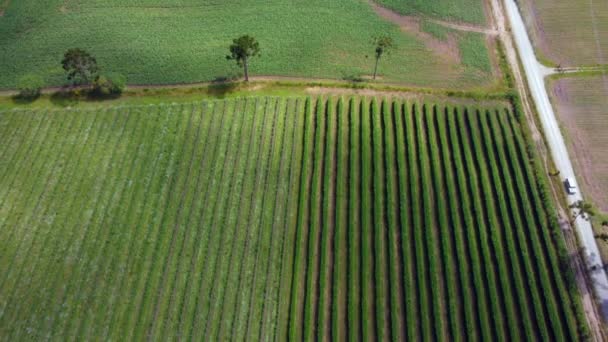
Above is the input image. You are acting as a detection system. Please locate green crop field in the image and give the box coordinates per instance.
[376,0,487,25]
[0,0,495,89]
[0,96,587,340]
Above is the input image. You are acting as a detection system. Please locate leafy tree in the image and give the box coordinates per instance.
[371,35,393,80]
[226,35,260,82]
[569,200,596,223]
[61,48,99,86]
[17,74,44,99]
[92,73,127,96]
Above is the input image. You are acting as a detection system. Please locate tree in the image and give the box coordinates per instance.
[61,48,98,86]
[569,200,596,223]
[92,73,127,97]
[371,35,393,80]
[17,74,44,99]
[226,35,260,82]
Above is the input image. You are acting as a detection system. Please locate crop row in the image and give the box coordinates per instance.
[284,98,585,341]
[0,97,587,340]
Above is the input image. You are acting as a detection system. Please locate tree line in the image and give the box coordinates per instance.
[17,34,393,100]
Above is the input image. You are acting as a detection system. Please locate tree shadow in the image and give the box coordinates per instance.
[207,83,239,98]
[561,247,593,295]
[48,87,123,106]
[49,90,82,107]
[86,91,122,101]
[341,73,371,89]
[342,73,364,83]
[11,94,40,105]
[205,76,241,98]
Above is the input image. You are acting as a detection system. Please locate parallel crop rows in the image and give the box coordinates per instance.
[0,97,587,340]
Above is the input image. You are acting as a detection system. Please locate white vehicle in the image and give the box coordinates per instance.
[564,177,577,195]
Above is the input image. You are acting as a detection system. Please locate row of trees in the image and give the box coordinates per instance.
[17,33,393,99]
[226,34,393,81]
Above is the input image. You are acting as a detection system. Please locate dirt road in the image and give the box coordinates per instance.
[498,0,608,329]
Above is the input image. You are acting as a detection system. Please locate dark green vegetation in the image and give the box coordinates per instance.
[0,0,494,89]
[226,35,261,82]
[0,96,587,340]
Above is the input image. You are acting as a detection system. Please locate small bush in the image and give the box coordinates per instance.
[92,73,126,96]
[17,74,44,99]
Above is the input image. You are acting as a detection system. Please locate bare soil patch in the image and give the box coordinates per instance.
[370,2,461,64]
[517,0,608,66]
[304,86,510,106]
[549,76,608,211]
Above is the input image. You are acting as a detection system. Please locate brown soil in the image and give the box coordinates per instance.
[369,2,461,64]
[370,1,496,35]
[304,86,509,106]
[427,18,498,35]
[549,77,608,212]
[517,0,608,66]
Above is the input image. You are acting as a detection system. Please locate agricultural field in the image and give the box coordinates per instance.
[376,0,487,25]
[0,96,588,340]
[0,0,497,89]
[548,75,608,212]
[517,0,608,66]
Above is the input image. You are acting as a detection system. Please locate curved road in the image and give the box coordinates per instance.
[504,0,608,319]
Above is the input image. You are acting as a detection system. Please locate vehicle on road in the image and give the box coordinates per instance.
[565,177,577,194]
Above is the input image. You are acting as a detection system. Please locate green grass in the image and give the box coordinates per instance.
[459,33,493,73]
[0,96,589,341]
[375,0,487,24]
[0,0,494,89]
[421,20,451,41]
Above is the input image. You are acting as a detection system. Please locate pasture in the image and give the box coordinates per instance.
[0,96,588,340]
[517,0,608,66]
[376,0,487,24]
[549,75,608,212]
[0,0,495,89]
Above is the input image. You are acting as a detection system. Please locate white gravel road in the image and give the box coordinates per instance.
[504,0,608,319]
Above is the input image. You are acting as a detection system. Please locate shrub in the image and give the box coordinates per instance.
[92,73,126,96]
[17,74,44,99]
[62,48,98,86]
